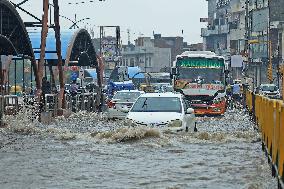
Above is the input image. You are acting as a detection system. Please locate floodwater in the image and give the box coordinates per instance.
[0,108,277,189]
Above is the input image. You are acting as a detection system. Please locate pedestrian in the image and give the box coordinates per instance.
[232,81,241,106]
[42,77,51,96]
[70,80,78,97]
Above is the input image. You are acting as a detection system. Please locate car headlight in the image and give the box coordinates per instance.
[168,120,182,128]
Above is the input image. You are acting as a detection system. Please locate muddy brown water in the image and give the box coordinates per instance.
[0,109,277,189]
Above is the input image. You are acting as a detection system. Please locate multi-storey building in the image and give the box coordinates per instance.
[202,0,284,86]
[121,37,171,73]
[202,0,247,56]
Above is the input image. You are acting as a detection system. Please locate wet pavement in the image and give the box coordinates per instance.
[0,109,277,189]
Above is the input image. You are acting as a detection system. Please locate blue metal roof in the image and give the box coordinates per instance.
[28,28,77,60]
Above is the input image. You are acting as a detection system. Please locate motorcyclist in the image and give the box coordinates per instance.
[232,81,241,106]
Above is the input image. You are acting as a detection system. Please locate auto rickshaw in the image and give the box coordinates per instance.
[10,85,23,96]
[139,84,155,93]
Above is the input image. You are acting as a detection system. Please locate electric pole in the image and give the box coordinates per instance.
[39,0,49,96]
[53,0,65,110]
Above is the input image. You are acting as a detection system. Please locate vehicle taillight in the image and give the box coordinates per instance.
[108,101,116,109]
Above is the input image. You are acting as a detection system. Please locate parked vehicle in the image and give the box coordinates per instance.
[139,84,155,93]
[107,90,144,119]
[259,84,280,99]
[125,93,196,132]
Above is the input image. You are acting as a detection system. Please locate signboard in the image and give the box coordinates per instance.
[200,18,209,22]
[270,0,284,22]
[177,59,224,68]
[231,55,243,68]
[251,8,269,32]
[101,37,119,62]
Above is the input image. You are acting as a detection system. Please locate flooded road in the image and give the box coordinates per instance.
[0,109,277,189]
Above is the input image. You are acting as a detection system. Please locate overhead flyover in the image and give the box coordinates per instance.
[0,0,40,89]
[28,28,98,67]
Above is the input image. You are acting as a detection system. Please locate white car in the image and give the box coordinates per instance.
[107,90,144,119]
[259,84,280,99]
[126,93,196,132]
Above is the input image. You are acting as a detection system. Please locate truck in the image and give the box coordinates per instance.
[171,51,227,115]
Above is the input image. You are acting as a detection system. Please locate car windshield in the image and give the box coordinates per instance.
[261,85,277,91]
[113,92,142,102]
[131,97,182,113]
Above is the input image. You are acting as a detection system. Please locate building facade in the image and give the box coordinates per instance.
[153,34,184,65]
[121,37,171,73]
[202,0,246,58]
[202,0,284,87]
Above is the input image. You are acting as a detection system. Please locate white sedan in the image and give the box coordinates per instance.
[125,93,196,132]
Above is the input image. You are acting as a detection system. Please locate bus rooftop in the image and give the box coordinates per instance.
[177,51,225,60]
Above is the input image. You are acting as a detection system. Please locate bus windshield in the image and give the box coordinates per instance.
[176,58,225,84]
[177,68,224,84]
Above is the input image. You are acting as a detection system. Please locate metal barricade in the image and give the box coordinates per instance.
[83,93,92,112]
[0,96,4,125]
[65,94,72,110]
[4,95,19,115]
[45,94,58,117]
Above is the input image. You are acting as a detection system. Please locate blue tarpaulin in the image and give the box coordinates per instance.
[127,67,145,79]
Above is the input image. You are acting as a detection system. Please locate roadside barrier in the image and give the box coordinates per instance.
[0,96,4,125]
[45,94,58,117]
[0,91,102,123]
[246,90,284,188]
[4,95,19,115]
[65,94,72,111]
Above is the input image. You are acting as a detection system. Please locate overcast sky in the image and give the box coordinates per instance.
[13,0,208,44]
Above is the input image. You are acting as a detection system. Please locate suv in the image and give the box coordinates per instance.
[259,84,280,99]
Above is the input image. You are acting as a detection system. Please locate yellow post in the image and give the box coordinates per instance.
[268,41,273,83]
[281,65,284,101]
[278,102,284,178]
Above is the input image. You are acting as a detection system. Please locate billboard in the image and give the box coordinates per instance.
[270,0,284,22]
[101,36,119,62]
[251,8,269,32]
[231,55,243,68]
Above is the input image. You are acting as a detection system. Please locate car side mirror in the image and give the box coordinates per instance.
[186,108,195,114]
[171,67,177,76]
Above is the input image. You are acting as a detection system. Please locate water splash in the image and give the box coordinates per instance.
[93,126,161,143]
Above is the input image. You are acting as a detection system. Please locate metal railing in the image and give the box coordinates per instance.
[0,91,104,125]
[4,95,19,115]
[245,90,284,188]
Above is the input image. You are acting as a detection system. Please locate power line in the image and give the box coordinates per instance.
[67,0,105,5]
